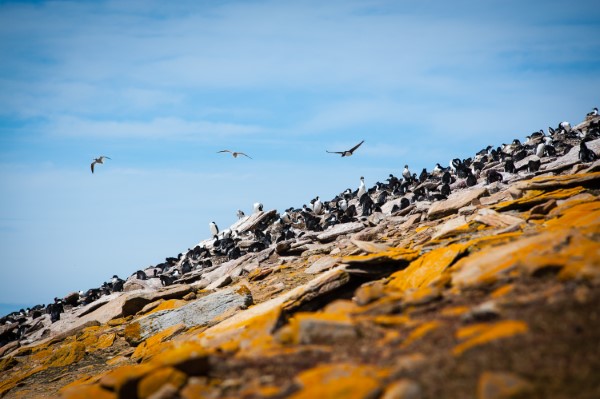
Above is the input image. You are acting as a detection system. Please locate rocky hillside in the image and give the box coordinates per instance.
[1,113,600,399]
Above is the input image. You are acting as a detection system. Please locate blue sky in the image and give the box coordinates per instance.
[0,0,598,310]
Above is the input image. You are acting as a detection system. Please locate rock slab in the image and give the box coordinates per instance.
[126,287,253,345]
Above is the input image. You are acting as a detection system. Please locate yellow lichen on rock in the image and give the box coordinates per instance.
[387,243,468,292]
[401,320,442,348]
[453,320,528,356]
[131,323,186,362]
[137,366,188,399]
[45,341,87,368]
[59,384,116,399]
[289,363,387,399]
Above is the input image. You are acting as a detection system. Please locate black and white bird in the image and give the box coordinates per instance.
[326,140,364,157]
[357,177,366,199]
[236,210,245,219]
[209,221,219,238]
[587,107,598,117]
[217,150,252,159]
[402,165,411,180]
[91,156,111,173]
[312,196,323,215]
[253,202,264,213]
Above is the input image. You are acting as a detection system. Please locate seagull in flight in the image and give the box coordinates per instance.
[217,150,252,159]
[91,156,111,173]
[326,140,364,157]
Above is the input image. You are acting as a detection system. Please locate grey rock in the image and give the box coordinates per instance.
[316,222,365,243]
[126,286,253,345]
[428,187,489,220]
[305,256,340,274]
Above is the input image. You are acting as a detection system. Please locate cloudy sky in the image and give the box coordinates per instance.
[0,0,598,312]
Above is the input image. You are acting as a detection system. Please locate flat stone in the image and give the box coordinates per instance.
[542,137,600,172]
[121,285,194,317]
[473,208,524,228]
[291,313,359,345]
[381,379,422,399]
[432,216,468,240]
[316,222,365,242]
[428,188,489,220]
[477,371,533,399]
[228,209,277,234]
[305,256,340,274]
[125,287,253,345]
[351,239,391,254]
[205,275,232,290]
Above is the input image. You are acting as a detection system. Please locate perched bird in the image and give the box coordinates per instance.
[209,221,219,238]
[357,177,366,199]
[535,142,546,158]
[217,150,252,159]
[312,196,323,215]
[253,202,264,213]
[402,165,411,180]
[579,141,598,163]
[587,107,598,117]
[91,156,111,173]
[236,210,245,219]
[326,140,365,157]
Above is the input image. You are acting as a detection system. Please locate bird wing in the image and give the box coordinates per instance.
[91,161,95,173]
[326,150,344,155]
[238,152,253,159]
[103,156,111,160]
[348,140,365,153]
[217,150,232,154]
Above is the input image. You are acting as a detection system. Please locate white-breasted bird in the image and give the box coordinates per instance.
[312,196,323,215]
[326,140,365,157]
[357,176,366,199]
[253,202,263,214]
[402,165,411,180]
[209,221,219,238]
[91,156,111,173]
[217,150,252,159]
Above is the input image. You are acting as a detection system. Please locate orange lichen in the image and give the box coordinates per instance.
[45,341,87,368]
[289,363,386,399]
[450,228,573,288]
[123,320,142,344]
[343,247,420,265]
[387,243,468,292]
[441,306,470,317]
[131,323,186,362]
[401,320,442,348]
[544,200,600,232]
[147,299,186,314]
[490,284,515,299]
[58,384,116,399]
[453,320,528,356]
[137,366,188,399]
[494,187,586,212]
[0,366,44,397]
[58,374,103,393]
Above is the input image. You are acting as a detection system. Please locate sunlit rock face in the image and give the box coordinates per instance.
[2,115,600,399]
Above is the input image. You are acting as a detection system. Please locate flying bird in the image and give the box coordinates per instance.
[91,156,111,173]
[217,150,252,159]
[326,140,365,157]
